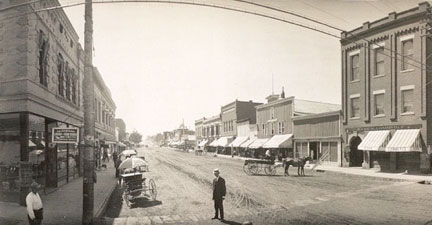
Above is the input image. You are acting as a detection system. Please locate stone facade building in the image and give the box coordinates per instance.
[0,0,116,204]
[341,2,432,173]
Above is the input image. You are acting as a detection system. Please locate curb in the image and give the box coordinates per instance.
[94,178,117,219]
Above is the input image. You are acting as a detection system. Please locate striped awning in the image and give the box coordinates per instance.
[248,138,269,149]
[358,130,390,151]
[240,138,256,148]
[262,134,293,148]
[230,136,249,148]
[198,139,208,147]
[385,129,422,152]
[215,136,233,147]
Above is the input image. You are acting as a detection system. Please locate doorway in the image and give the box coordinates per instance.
[349,136,363,167]
[309,142,319,160]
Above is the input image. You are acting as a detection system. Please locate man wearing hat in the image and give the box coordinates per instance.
[212,168,226,222]
[26,181,43,225]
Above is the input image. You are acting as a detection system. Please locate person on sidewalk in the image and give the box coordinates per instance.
[26,181,43,225]
[212,168,226,222]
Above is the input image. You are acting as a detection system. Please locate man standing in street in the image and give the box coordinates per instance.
[212,168,226,222]
[26,181,43,225]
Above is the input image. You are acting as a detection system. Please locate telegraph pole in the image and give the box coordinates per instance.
[82,0,95,224]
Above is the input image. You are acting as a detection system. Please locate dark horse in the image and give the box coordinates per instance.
[283,156,312,176]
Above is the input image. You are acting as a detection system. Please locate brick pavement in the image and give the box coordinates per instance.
[0,161,117,225]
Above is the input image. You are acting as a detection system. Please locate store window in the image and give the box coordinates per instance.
[301,142,308,157]
[402,39,414,71]
[0,114,21,199]
[350,54,359,81]
[374,47,385,76]
[28,114,46,187]
[401,88,414,114]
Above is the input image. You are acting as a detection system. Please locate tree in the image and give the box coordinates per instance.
[129,130,142,145]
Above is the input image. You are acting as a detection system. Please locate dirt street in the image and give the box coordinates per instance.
[103,147,432,225]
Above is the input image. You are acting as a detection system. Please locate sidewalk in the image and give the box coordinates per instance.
[0,161,117,225]
[214,153,432,182]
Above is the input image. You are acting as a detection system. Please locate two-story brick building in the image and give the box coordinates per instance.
[204,115,221,152]
[341,2,432,173]
[93,67,116,167]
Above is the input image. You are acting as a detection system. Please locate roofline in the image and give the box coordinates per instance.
[341,2,430,43]
[256,96,295,109]
[292,110,341,121]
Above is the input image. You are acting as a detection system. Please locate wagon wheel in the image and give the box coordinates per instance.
[243,164,253,176]
[264,165,277,176]
[122,191,131,208]
[148,179,157,200]
[248,163,259,175]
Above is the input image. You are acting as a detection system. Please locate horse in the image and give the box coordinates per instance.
[283,156,312,176]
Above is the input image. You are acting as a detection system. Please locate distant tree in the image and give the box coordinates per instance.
[129,131,143,145]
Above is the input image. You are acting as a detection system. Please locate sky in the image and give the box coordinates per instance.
[61,0,426,137]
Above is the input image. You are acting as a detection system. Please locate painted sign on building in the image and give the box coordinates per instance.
[52,127,79,144]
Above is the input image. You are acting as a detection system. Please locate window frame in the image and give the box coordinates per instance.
[401,86,414,115]
[401,38,414,71]
[373,91,385,117]
[374,47,385,77]
[349,94,360,119]
[349,52,360,82]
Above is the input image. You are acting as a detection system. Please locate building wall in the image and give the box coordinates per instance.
[293,114,340,138]
[341,2,431,172]
[256,99,293,138]
[221,102,236,137]
[0,1,84,126]
[94,68,116,141]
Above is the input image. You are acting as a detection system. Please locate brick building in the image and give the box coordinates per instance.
[203,115,221,152]
[341,2,432,173]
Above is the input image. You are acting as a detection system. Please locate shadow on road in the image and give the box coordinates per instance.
[130,198,162,209]
[221,219,243,225]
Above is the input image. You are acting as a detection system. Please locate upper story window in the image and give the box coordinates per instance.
[270,107,275,119]
[38,30,49,87]
[350,94,360,118]
[401,86,414,114]
[373,91,385,116]
[402,39,414,71]
[374,47,385,76]
[57,54,64,96]
[279,122,285,134]
[350,54,360,81]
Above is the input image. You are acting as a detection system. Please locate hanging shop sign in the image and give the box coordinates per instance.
[52,127,79,144]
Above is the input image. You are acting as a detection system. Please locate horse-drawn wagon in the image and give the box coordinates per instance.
[242,159,283,176]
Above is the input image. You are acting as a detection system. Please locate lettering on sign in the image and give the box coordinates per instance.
[345,124,422,133]
[52,127,79,144]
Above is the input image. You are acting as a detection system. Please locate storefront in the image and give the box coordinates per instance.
[239,138,256,157]
[357,129,425,172]
[0,113,80,204]
[262,134,294,160]
[229,136,249,156]
[293,111,342,166]
[248,138,270,159]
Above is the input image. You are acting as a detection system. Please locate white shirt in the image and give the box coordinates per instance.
[265,150,271,157]
[26,192,43,219]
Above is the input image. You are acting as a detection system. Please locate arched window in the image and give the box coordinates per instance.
[38,30,49,86]
[57,54,64,96]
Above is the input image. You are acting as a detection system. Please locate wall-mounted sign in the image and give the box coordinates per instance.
[345,124,422,133]
[52,127,79,144]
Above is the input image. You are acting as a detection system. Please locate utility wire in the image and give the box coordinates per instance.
[230,0,432,73]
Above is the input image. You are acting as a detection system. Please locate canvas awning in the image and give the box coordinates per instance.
[118,142,126,147]
[198,139,208,147]
[385,129,422,152]
[230,137,249,148]
[358,130,391,151]
[262,134,293,148]
[215,136,233,147]
[240,138,256,148]
[248,138,269,149]
[29,140,36,147]
[209,138,220,147]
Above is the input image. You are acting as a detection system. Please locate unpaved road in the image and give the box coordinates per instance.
[103,147,432,225]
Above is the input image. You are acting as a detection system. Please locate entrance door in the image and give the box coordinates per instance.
[309,142,319,160]
[349,137,363,167]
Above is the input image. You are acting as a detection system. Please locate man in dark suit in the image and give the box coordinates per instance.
[212,168,226,222]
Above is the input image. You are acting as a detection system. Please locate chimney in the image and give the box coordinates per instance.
[281,87,285,99]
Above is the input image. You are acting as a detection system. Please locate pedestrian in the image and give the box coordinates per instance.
[115,156,122,178]
[112,150,118,168]
[212,168,226,222]
[26,181,43,225]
